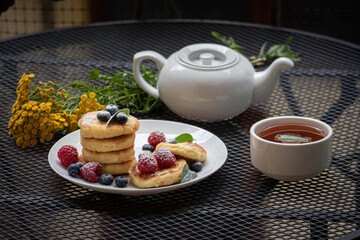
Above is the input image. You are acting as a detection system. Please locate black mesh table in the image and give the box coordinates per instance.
[1,20,359,239]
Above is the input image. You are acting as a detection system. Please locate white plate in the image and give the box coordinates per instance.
[48,119,227,196]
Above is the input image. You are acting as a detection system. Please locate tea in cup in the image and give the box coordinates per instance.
[250,116,333,181]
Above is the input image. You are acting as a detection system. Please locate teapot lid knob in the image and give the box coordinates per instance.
[177,43,239,69]
[199,53,214,65]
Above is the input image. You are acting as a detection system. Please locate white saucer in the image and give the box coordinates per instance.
[48,119,227,196]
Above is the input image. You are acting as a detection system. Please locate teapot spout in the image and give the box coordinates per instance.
[252,57,294,104]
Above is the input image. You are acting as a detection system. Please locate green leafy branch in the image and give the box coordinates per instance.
[61,67,162,115]
[212,31,301,67]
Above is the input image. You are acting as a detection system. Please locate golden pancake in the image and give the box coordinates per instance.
[82,146,135,164]
[101,158,137,175]
[78,111,139,139]
[79,154,136,175]
[128,159,186,188]
[80,133,135,152]
[155,142,207,162]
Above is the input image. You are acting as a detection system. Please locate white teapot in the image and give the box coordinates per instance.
[133,43,293,122]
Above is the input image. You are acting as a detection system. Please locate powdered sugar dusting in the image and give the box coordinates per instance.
[81,113,97,126]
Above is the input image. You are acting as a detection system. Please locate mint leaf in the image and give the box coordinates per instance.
[105,108,130,127]
[175,133,194,143]
[181,164,197,183]
[276,134,311,143]
[120,108,130,116]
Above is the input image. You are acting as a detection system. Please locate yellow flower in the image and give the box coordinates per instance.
[40,123,46,130]
[54,122,60,129]
[31,129,38,135]
[89,92,96,99]
[47,133,54,140]
[81,94,88,102]
[70,121,77,128]
[32,106,39,112]
[9,73,107,148]
[42,130,49,136]
[24,134,31,141]
[30,139,37,146]
[90,98,97,105]
[16,138,24,146]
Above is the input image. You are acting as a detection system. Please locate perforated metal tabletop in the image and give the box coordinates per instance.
[1,20,359,239]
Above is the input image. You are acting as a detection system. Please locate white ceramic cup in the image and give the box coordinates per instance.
[250,116,333,181]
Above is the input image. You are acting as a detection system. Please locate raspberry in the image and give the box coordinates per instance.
[80,162,102,183]
[148,131,166,148]
[137,153,158,173]
[154,147,176,169]
[58,145,79,168]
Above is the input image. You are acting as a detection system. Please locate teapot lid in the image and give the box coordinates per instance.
[177,43,239,69]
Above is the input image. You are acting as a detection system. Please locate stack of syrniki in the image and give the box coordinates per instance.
[78,111,139,174]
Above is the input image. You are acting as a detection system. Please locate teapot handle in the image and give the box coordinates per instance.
[133,51,166,98]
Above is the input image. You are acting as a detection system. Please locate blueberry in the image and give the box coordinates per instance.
[105,104,119,116]
[99,173,114,185]
[138,150,152,159]
[167,138,177,144]
[97,110,111,122]
[75,162,84,168]
[142,144,154,152]
[115,176,128,187]
[190,161,203,172]
[67,163,81,177]
[115,112,128,124]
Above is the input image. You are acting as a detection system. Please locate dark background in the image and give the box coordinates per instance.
[94,0,360,44]
[0,0,359,44]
